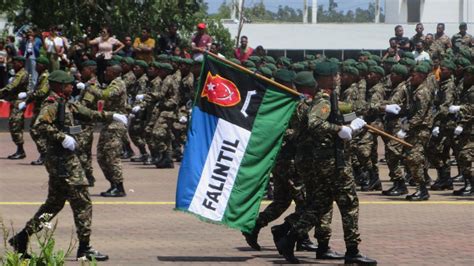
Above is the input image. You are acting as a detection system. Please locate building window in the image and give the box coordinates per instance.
[407,0,421,23]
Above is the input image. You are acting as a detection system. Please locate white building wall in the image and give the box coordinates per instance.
[385,0,407,24]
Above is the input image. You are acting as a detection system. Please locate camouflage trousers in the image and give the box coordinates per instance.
[426,130,453,169]
[24,177,92,243]
[256,159,305,228]
[352,130,377,173]
[453,134,473,177]
[144,107,160,154]
[9,104,25,145]
[384,137,404,182]
[97,122,127,184]
[403,129,430,185]
[29,113,48,155]
[151,111,176,154]
[290,157,361,248]
[75,124,94,178]
[128,115,147,153]
[172,121,187,158]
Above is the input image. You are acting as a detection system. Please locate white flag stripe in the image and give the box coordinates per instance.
[188,118,251,221]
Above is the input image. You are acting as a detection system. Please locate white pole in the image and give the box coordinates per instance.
[312,0,318,24]
[231,0,236,21]
[375,0,380,23]
[303,0,308,23]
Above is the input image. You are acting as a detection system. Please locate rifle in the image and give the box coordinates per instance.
[329,90,346,170]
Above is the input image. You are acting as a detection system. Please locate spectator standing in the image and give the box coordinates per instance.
[5,36,17,64]
[89,26,124,83]
[159,24,181,55]
[412,41,431,62]
[410,23,425,50]
[191,23,212,61]
[133,27,155,63]
[24,29,43,88]
[43,26,65,71]
[392,25,410,51]
[234,36,253,63]
[121,36,134,57]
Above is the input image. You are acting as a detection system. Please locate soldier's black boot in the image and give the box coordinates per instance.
[100,183,125,197]
[359,171,371,191]
[77,241,109,261]
[143,150,159,165]
[86,175,96,187]
[296,234,318,252]
[8,144,26,160]
[9,229,31,258]
[271,221,290,253]
[453,174,473,196]
[364,169,382,191]
[383,180,408,196]
[404,170,416,186]
[452,165,464,182]
[30,153,45,165]
[131,146,148,162]
[316,242,345,260]
[344,246,377,265]
[155,152,174,169]
[431,167,453,191]
[406,182,430,201]
[242,223,262,251]
[275,229,299,264]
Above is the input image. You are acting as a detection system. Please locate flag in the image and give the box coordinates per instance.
[175,54,299,233]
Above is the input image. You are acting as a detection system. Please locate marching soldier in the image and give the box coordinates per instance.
[120,57,137,159]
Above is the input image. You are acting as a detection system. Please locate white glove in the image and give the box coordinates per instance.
[431,126,440,137]
[61,135,77,151]
[338,126,352,140]
[396,130,407,139]
[8,77,14,84]
[349,118,367,132]
[131,106,141,113]
[448,105,461,114]
[179,116,188,123]
[17,92,27,100]
[454,126,463,136]
[135,94,145,101]
[18,102,26,111]
[385,104,401,114]
[76,82,86,90]
[113,113,128,125]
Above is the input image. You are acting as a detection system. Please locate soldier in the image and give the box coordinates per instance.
[427,60,457,190]
[451,23,472,53]
[0,56,29,159]
[74,60,99,186]
[275,61,376,265]
[396,64,434,201]
[129,60,150,162]
[8,70,128,261]
[448,65,474,196]
[243,70,316,252]
[120,57,136,159]
[18,56,50,165]
[87,62,129,197]
[432,23,452,57]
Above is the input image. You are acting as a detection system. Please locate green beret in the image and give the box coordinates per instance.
[365,59,377,67]
[258,66,273,78]
[36,56,49,66]
[460,22,467,27]
[369,66,385,76]
[328,58,340,64]
[248,56,261,63]
[180,58,194,65]
[121,57,135,65]
[156,54,170,61]
[342,59,357,67]
[157,63,173,71]
[413,64,430,74]
[229,58,241,65]
[264,56,276,64]
[454,57,471,68]
[459,48,472,60]
[383,57,398,65]
[464,65,474,74]
[342,65,360,76]
[314,61,339,76]
[369,54,382,64]
[305,54,315,61]
[291,63,305,72]
[243,60,256,68]
[419,59,433,67]
[274,69,296,83]
[294,71,316,87]
[48,70,74,84]
[401,51,415,60]
[266,63,277,71]
[107,60,121,66]
[135,60,148,69]
[13,56,26,63]
[112,55,123,62]
[391,64,409,77]
[399,57,416,67]
[81,60,97,68]
[354,62,368,73]
[277,57,291,67]
[170,56,182,63]
[440,60,456,71]
[247,67,257,72]
[359,51,371,57]
[150,61,160,68]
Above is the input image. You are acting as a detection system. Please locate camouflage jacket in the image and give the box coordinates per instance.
[451,32,472,52]
[405,80,433,132]
[367,82,387,123]
[179,72,195,108]
[456,83,474,130]
[432,77,457,129]
[26,70,49,114]
[340,82,366,116]
[88,76,127,114]
[129,74,149,105]
[385,80,410,132]
[0,68,29,103]
[144,74,180,112]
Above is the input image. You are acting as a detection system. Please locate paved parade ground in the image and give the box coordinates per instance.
[0,132,473,265]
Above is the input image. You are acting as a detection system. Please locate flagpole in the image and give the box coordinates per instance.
[205,52,302,97]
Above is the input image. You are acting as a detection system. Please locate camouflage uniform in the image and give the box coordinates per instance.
[172,71,194,160]
[290,90,361,249]
[451,32,472,53]
[143,75,163,156]
[26,70,50,156]
[24,91,114,243]
[121,70,136,153]
[89,77,128,185]
[430,34,451,58]
[75,77,99,179]
[128,74,149,154]
[0,67,29,146]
